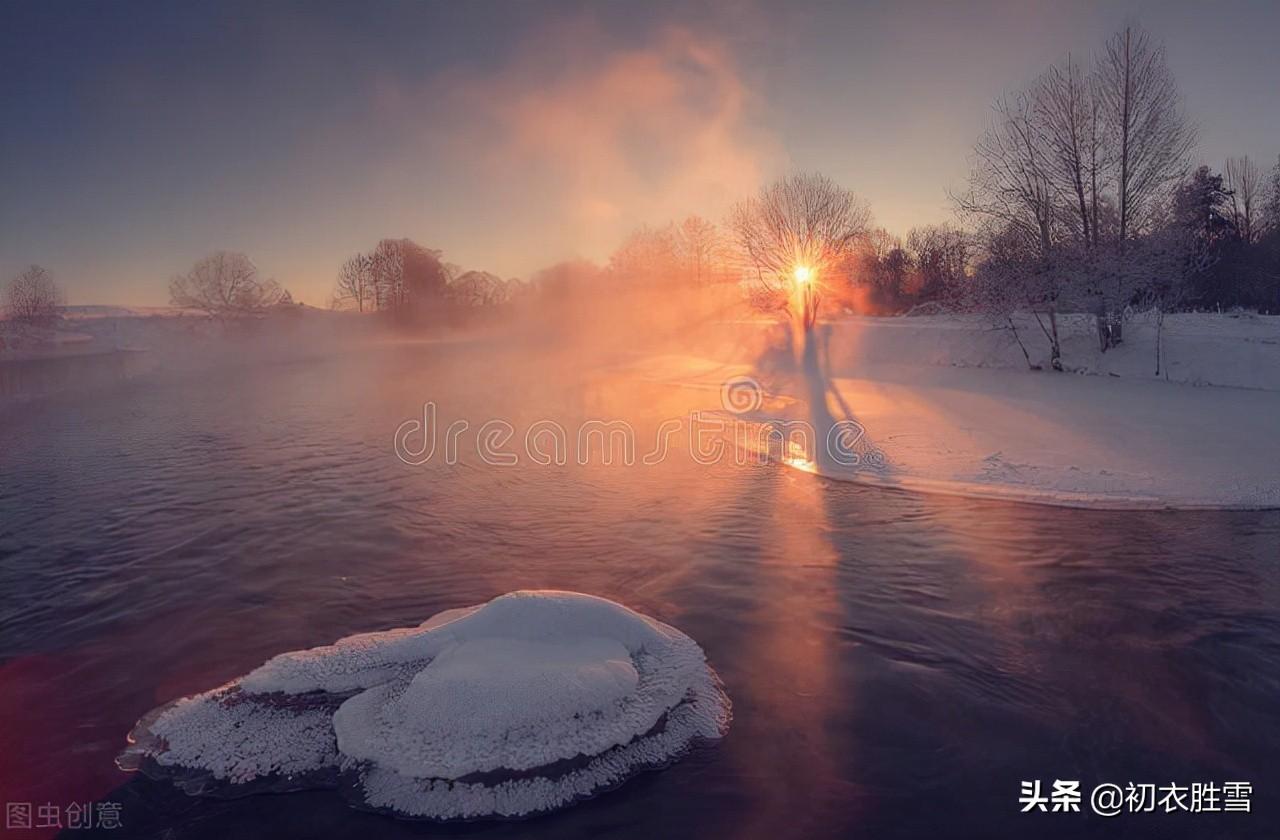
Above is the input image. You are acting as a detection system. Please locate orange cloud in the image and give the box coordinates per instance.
[440,21,781,263]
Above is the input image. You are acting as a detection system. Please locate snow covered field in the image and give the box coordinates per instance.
[634,312,1280,510]
[697,311,1280,390]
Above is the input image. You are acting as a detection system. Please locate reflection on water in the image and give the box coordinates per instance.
[1,340,1277,839]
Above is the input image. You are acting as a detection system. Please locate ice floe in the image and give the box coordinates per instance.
[119,591,731,819]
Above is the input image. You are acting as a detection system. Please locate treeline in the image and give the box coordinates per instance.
[9,23,1277,345]
[326,217,745,328]
[1,265,64,325]
[158,21,1280,340]
[949,23,1280,368]
[330,238,532,320]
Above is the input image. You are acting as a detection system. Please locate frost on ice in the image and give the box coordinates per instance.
[118,591,731,819]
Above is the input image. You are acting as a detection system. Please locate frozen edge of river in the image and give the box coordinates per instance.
[626,354,1280,512]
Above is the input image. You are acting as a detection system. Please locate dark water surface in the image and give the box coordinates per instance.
[1,340,1277,839]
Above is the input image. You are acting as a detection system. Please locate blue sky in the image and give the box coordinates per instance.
[2,0,1277,305]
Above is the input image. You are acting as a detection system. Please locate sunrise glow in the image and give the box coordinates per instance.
[3,3,1278,838]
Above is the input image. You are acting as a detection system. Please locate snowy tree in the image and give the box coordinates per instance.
[962,226,1043,370]
[1135,234,1192,375]
[169,252,281,317]
[957,22,1197,352]
[3,265,64,324]
[965,225,1109,371]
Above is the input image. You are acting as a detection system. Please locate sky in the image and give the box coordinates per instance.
[2,0,1278,306]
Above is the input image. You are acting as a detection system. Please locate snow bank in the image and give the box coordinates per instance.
[626,349,1280,510]
[119,591,730,820]
[695,312,1280,391]
[626,313,1280,509]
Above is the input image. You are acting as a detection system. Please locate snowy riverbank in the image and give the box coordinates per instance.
[0,306,360,404]
[633,312,1280,510]
[692,311,1280,391]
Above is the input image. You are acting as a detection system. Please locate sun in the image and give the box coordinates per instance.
[793,265,815,285]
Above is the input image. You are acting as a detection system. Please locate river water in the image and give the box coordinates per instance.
[1,338,1276,838]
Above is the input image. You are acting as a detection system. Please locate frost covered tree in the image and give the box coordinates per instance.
[961,226,1043,369]
[3,264,64,324]
[169,252,281,317]
[957,22,1198,353]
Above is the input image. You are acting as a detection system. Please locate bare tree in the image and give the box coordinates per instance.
[674,215,732,285]
[607,217,733,289]
[730,172,871,328]
[169,252,282,317]
[954,91,1059,257]
[3,265,64,324]
[1096,24,1195,244]
[333,252,376,312]
[961,227,1042,370]
[449,270,509,307]
[609,224,682,284]
[1224,155,1262,244]
[370,239,406,311]
[1035,55,1107,248]
[906,224,971,303]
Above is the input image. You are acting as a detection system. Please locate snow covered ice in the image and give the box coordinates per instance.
[118,591,731,819]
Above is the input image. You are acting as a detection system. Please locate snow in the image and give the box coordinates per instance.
[145,688,340,787]
[335,637,641,778]
[631,314,1280,510]
[696,311,1280,390]
[119,591,730,819]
